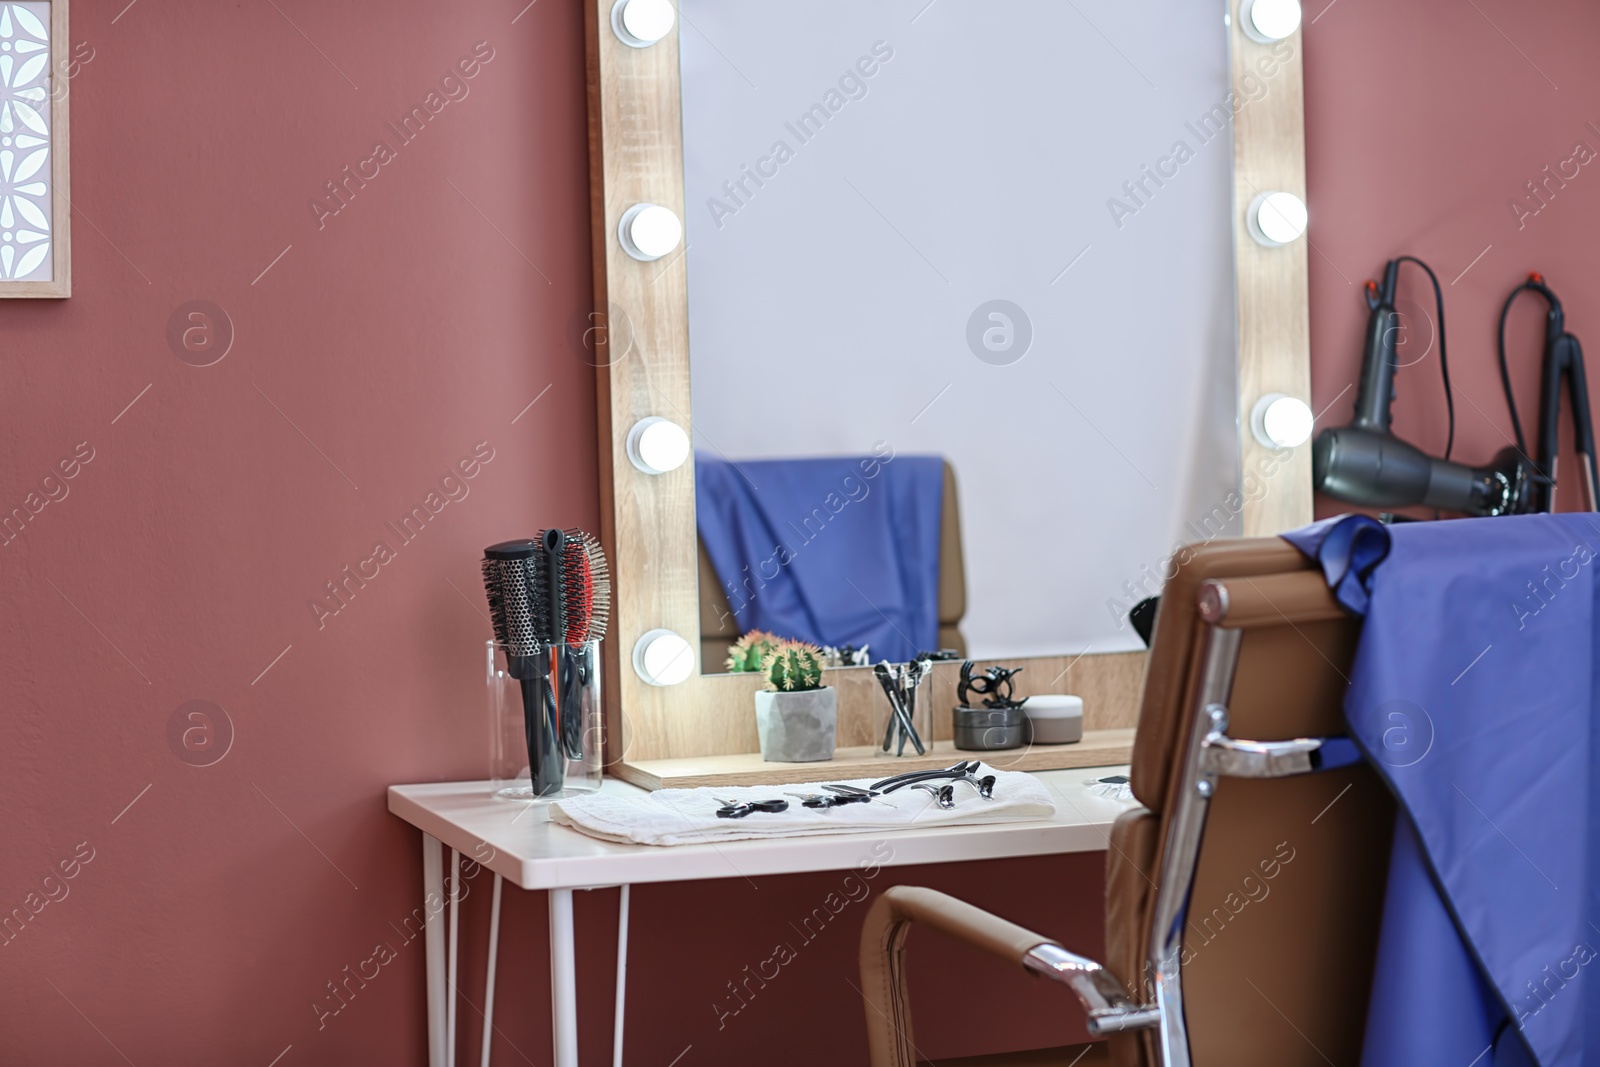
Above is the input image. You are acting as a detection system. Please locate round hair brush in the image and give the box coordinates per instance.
[481,539,563,796]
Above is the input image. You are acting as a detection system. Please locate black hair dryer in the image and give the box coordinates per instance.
[1312,258,1534,516]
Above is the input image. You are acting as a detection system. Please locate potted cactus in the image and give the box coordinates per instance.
[725,630,779,673]
[753,640,837,762]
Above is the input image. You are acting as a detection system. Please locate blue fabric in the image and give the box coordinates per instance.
[1283,514,1600,1067]
[1281,512,1392,613]
[695,453,943,662]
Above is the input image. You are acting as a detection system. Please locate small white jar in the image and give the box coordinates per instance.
[1025,694,1084,744]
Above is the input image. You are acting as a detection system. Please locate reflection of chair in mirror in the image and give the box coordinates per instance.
[698,459,967,669]
[855,538,1395,1067]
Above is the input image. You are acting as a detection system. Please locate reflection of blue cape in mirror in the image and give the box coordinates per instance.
[695,453,943,662]
[1284,514,1600,1067]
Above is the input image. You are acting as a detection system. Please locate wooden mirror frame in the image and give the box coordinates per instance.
[583,0,1311,789]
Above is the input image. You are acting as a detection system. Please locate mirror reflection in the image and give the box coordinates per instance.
[681,1,1244,672]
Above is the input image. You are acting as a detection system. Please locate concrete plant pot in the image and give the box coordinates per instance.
[754,687,837,762]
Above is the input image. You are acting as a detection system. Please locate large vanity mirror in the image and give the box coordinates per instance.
[585,0,1312,787]
[682,0,1242,669]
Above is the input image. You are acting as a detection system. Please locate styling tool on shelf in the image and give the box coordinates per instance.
[1312,255,1535,515]
[1498,273,1599,512]
[714,796,790,819]
[952,661,1029,751]
[873,659,929,756]
[482,539,560,796]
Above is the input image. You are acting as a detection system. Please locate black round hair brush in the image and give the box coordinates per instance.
[482,539,563,796]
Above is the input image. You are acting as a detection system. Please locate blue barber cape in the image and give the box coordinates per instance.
[1285,514,1600,1067]
[695,454,943,662]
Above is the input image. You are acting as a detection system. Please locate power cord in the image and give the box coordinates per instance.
[1394,255,1455,461]
[1497,278,1538,456]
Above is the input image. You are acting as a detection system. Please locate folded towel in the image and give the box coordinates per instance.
[550,767,1055,846]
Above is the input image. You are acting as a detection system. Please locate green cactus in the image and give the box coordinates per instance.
[725,630,780,673]
[760,640,826,692]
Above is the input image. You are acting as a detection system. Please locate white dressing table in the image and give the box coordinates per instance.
[387,765,1135,1067]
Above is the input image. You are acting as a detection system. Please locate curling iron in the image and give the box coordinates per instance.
[1312,257,1535,516]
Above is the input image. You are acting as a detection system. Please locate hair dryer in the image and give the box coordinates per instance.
[1312,257,1534,516]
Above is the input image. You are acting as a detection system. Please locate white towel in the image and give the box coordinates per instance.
[550,766,1055,846]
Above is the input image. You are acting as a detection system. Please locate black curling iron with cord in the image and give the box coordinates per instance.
[1313,255,1536,516]
[1498,272,1599,513]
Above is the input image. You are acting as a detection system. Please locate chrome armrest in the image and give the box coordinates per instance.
[1023,944,1161,1035]
[1200,733,1325,778]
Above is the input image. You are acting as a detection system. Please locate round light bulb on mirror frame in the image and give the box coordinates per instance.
[611,0,675,48]
[626,416,691,475]
[1251,392,1314,450]
[618,203,683,262]
[1240,0,1302,43]
[633,628,695,687]
[1247,191,1308,247]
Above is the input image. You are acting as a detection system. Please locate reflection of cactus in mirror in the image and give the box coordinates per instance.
[761,640,826,692]
[725,630,780,672]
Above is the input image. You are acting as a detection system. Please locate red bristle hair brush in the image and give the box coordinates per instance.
[541,528,611,761]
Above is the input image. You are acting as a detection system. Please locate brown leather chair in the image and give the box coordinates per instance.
[858,538,1396,1066]
[699,459,968,668]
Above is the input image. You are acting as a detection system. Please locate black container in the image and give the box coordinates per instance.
[952,705,1027,751]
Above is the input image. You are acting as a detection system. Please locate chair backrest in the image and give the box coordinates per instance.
[1105,538,1395,1067]
[697,459,968,665]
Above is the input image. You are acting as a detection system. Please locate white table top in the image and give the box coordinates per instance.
[387,766,1136,890]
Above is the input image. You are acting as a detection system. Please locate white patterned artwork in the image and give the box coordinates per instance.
[0,0,63,295]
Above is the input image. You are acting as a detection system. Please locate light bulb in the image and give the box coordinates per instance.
[1252,393,1314,449]
[1241,0,1302,43]
[618,203,683,261]
[626,417,690,475]
[1248,191,1308,247]
[633,629,694,686]
[611,0,675,47]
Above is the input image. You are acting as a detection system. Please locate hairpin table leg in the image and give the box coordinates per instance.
[480,872,503,1067]
[614,885,630,1067]
[423,833,447,1067]
[447,848,461,1067]
[550,888,578,1067]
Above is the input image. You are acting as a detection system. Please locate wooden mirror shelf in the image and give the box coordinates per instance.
[582,0,1312,791]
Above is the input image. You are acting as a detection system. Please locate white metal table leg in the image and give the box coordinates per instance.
[423,833,447,1067]
[447,848,461,1067]
[613,885,630,1067]
[480,873,503,1067]
[550,888,578,1067]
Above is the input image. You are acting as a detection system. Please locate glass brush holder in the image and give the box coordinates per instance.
[487,639,603,800]
[877,662,933,757]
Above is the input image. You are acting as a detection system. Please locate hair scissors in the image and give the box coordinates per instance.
[714,796,789,819]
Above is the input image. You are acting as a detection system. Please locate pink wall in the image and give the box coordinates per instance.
[0,2,1102,1063]
[13,0,1585,1062]
[1306,0,1600,515]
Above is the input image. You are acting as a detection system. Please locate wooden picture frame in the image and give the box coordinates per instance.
[584,0,1311,789]
[0,0,70,299]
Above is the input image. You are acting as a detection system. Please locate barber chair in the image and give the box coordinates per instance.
[857,538,1396,1066]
